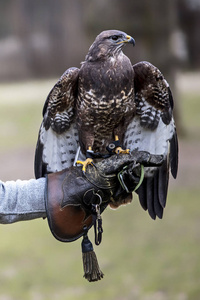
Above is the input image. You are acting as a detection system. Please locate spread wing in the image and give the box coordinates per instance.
[34,67,80,178]
[124,61,178,219]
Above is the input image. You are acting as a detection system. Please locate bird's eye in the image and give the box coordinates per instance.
[111,35,119,41]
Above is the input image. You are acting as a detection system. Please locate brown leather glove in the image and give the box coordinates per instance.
[45,150,163,243]
[45,151,163,282]
[45,165,116,243]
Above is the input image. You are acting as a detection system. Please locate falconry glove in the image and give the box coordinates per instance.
[45,150,163,282]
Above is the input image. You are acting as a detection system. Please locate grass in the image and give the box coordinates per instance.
[0,102,42,150]
[0,79,55,151]
[179,90,200,140]
[0,189,199,300]
[0,78,199,299]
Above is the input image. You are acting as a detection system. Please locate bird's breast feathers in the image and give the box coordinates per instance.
[77,53,135,116]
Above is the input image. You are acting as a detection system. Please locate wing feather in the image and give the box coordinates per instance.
[146,176,156,219]
[158,158,169,208]
[124,61,178,219]
[35,67,79,178]
[153,170,164,219]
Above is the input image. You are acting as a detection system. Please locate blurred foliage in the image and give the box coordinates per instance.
[0,0,199,82]
[0,79,54,150]
[178,0,200,68]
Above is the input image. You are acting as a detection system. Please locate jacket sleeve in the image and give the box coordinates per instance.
[0,178,46,224]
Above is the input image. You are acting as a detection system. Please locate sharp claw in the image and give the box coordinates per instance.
[76,158,94,172]
[115,147,130,155]
[91,161,97,169]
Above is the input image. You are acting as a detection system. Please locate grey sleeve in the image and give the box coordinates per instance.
[0,178,47,224]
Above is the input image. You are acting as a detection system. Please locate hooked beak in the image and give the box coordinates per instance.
[125,35,135,46]
[117,35,135,46]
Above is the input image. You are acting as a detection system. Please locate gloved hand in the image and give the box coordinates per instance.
[45,150,163,242]
[45,150,163,282]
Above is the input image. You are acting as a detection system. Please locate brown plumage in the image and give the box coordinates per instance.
[35,29,178,220]
[77,30,135,153]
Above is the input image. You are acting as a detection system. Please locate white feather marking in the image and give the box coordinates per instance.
[124,116,175,177]
[124,116,175,157]
[40,122,79,173]
[109,56,116,63]
[87,89,96,97]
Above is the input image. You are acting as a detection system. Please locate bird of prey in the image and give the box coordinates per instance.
[34,29,178,219]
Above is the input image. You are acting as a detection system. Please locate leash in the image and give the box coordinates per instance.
[117,163,145,193]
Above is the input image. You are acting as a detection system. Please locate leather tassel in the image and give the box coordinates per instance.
[81,229,104,282]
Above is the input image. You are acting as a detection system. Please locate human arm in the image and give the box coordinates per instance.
[0,178,46,224]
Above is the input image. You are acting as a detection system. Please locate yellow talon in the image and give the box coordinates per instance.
[115,147,130,155]
[114,135,130,155]
[76,158,94,173]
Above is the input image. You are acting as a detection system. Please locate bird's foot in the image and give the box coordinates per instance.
[115,147,130,155]
[108,135,130,155]
[76,158,94,173]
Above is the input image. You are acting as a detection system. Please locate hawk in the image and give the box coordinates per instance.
[35,30,178,219]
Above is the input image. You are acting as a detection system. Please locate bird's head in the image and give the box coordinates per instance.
[85,30,135,62]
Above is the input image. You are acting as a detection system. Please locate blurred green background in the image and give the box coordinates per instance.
[0,1,200,299]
